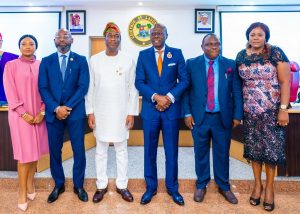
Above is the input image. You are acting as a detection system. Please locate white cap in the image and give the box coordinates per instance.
[201,13,208,18]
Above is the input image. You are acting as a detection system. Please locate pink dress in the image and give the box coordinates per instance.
[3,57,48,163]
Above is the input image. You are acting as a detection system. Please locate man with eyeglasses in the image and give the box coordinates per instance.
[182,33,243,204]
[135,23,189,206]
[38,28,90,203]
[85,22,138,203]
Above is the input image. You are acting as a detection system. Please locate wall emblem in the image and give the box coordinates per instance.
[128,14,158,47]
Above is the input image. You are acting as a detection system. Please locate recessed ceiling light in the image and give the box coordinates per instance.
[138,2,143,6]
[249,1,255,5]
[28,2,33,6]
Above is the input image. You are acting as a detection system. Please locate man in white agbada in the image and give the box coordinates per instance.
[85,22,139,203]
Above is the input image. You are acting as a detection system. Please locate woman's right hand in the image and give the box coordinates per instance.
[22,113,34,125]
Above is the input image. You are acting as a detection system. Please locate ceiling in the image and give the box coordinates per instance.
[0,0,299,7]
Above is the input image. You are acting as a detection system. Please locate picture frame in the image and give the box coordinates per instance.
[195,9,215,33]
[66,10,86,35]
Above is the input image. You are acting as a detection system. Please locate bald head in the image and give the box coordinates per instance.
[54,28,73,54]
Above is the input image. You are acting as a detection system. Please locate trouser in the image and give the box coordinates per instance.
[95,139,128,189]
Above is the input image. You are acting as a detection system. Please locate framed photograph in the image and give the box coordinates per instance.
[66,10,86,35]
[195,9,215,33]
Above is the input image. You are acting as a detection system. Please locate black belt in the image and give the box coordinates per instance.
[205,111,220,114]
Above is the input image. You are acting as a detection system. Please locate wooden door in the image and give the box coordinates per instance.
[90,36,105,56]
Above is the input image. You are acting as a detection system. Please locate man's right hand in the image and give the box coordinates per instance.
[56,106,72,120]
[154,94,171,111]
[184,116,195,130]
[88,114,96,129]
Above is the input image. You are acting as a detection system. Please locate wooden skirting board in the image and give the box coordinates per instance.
[38,131,269,174]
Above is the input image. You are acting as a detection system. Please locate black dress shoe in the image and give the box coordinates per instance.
[140,189,157,205]
[116,188,134,202]
[167,191,185,206]
[47,186,65,203]
[92,188,108,203]
[194,188,206,202]
[218,188,238,204]
[73,187,88,202]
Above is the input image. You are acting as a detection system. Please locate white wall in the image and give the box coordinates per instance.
[64,5,218,61]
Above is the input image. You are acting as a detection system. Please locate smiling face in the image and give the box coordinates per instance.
[248,27,266,49]
[54,29,73,54]
[20,37,36,58]
[105,30,121,53]
[201,35,220,60]
[150,24,168,50]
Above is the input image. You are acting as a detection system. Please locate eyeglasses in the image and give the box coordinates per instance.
[151,32,164,37]
[55,36,71,40]
[204,42,220,47]
[106,33,120,39]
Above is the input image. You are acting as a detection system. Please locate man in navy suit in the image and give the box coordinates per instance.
[183,34,243,204]
[135,23,189,206]
[38,29,89,203]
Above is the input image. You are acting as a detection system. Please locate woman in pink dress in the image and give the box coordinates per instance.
[3,34,48,212]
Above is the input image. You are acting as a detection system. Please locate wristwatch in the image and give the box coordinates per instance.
[280,104,288,110]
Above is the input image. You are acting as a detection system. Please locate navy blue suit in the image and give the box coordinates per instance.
[182,55,243,191]
[38,52,89,188]
[135,45,189,192]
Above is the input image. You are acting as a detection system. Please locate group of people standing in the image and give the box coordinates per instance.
[1,21,290,212]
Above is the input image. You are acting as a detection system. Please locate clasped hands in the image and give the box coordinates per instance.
[56,106,72,120]
[22,111,45,125]
[154,94,171,112]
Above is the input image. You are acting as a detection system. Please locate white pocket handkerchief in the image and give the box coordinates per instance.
[168,63,176,67]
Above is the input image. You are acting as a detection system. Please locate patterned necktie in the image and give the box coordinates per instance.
[61,55,67,81]
[157,50,163,76]
[207,60,215,111]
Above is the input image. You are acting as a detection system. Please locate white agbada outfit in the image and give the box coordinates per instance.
[85,51,139,189]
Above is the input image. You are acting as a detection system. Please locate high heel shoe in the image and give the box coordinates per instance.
[263,201,275,212]
[263,191,275,212]
[17,202,28,212]
[249,184,263,206]
[27,191,37,201]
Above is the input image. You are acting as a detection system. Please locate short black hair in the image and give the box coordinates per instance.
[246,22,270,42]
[201,33,219,45]
[18,34,38,49]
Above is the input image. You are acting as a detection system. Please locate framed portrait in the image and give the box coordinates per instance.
[195,9,215,33]
[66,10,86,35]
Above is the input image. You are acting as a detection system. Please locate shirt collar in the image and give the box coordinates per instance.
[58,51,70,58]
[154,46,165,53]
[204,54,219,64]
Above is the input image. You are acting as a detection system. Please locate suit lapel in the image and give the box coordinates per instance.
[52,53,63,84]
[198,55,207,94]
[63,51,74,83]
[148,47,160,79]
[218,56,226,101]
[160,45,170,79]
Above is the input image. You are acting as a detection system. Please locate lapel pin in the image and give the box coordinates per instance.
[167,52,172,59]
[70,58,74,61]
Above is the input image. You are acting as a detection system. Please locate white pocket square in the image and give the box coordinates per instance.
[168,63,176,66]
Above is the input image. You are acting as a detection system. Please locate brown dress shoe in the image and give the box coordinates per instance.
[116,188,134,202]
[194,188,206,202]
[92,188,108,203]
[218,188,238,204]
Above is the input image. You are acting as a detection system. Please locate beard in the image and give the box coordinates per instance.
[56,43,71,53]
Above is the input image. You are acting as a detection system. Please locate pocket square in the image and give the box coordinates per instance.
[168,63,176,66]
